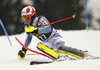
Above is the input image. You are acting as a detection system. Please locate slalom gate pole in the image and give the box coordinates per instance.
[85,0,88,30]
[15,37,56,61]
[0,19,12,46]
[47,15,75,25]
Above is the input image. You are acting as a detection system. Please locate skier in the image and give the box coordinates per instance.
[18,6,85,60]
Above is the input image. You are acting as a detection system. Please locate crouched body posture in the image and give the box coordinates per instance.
[18,6,85,60]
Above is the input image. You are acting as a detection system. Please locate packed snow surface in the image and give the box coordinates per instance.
[0,30,100,70]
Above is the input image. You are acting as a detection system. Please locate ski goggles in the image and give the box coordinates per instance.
[22,15,31,20]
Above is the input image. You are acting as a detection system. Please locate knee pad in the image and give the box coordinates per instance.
[36,44,59,59]
[59,46,85,59]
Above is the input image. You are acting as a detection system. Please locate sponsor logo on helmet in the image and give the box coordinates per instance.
[30,11,36,17]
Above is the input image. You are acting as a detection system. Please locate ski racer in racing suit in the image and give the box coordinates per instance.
[18,6,85,60]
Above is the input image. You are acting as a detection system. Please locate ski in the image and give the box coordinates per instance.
[30,55,78,65]
[30,61,53,65]
[30,54,99,65]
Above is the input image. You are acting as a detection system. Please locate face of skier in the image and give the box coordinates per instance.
[24,19,31,25]
[22,15,31,25]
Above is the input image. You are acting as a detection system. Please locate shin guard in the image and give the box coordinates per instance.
[59,46,85,59]
[37,44,59,59]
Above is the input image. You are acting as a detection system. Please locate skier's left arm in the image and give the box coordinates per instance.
[25,16,51,34]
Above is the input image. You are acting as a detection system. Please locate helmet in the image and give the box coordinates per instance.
[21,6,36,20]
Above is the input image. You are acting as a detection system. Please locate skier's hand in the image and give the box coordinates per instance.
[25,26,38,34]
[18,50,26,60]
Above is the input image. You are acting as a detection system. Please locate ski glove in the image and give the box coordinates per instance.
[18,50,26,60]
[25,26,38,34]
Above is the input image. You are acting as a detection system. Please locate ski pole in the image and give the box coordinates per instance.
[0,19,12,46]
[27,54,39,56]
[47,15,75,25]
[36,15,75,28]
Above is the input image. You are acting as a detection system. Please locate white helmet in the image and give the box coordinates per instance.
[21,6,36,18]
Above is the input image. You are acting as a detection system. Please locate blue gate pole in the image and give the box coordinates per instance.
[85,0,88,30]
[0,19,12,46]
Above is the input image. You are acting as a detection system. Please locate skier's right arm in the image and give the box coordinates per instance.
[23,26,33,51]
[18,26,33,60]
[18,33,32,60]
[23,33,32,52]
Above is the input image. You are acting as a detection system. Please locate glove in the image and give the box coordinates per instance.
[25,26,38,34]
[18,50,26,60]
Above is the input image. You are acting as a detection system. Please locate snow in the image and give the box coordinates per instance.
[0,30,100,70]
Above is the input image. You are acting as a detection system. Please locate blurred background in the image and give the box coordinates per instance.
[0,0,100,35]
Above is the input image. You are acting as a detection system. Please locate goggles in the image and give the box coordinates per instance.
[22,15,31,20]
